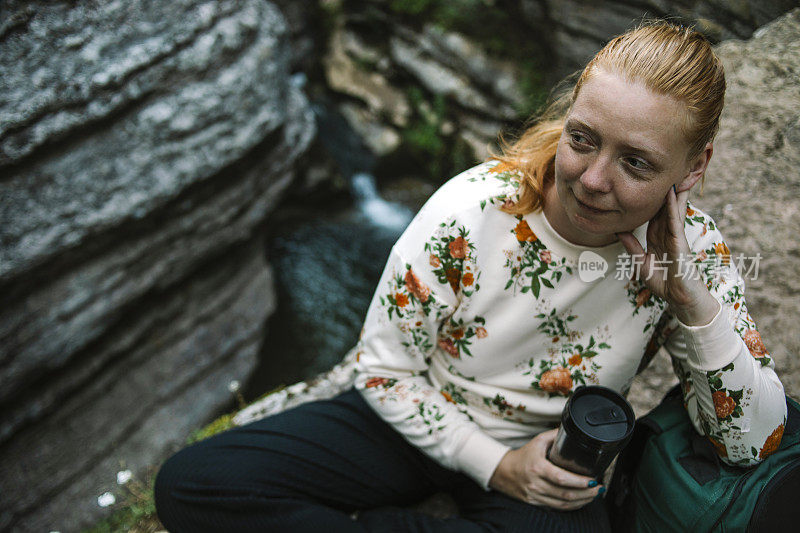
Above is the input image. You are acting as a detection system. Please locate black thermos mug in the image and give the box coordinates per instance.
[546,385,635,479]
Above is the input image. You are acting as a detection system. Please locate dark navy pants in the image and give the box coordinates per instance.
[154,388,611,532]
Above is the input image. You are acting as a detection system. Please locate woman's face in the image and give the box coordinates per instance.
[545,68,709,247]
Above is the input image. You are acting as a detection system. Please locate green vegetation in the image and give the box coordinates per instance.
[400,87,476,181]
[82,385,289,532]
[402,88,447,178]
[82,469,160,533]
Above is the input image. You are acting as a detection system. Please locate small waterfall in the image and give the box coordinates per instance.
[245,101,420,399]
[351,172,413,231]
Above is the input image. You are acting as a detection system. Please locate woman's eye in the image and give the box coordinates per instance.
[570,132,590,145]
[625,157,649,171]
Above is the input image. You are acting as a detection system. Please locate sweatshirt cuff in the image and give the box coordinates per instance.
[454,430,512,491]
[678,301,742,371]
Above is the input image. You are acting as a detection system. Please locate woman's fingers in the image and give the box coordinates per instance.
[615,230,644,257]
[532,431,598,490]
[530,491,598,511]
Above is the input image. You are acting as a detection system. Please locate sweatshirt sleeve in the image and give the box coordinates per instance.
[655,209,787,466]
[353,209,511,490]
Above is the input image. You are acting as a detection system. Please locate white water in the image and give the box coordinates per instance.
[351,172,413,232]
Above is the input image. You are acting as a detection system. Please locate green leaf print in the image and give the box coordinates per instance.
[425,223,480,296]
[441,383,469,405]
[437,316,488,358]
[408,401,448,435]
[505,217,571,297]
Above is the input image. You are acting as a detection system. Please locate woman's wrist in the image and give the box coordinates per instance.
[670,289,720,327]
[488,449,517,494]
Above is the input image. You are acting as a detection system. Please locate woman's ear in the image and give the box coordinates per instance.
[677,142,713,193]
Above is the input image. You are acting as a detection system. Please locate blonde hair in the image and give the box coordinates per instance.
[494,20,726,215]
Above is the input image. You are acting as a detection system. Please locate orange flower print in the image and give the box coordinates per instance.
[635,288,651,308]
[696,250,707,262]
[539,250,552,264]
[429,254,441,268]
[714,242,731,265]
[514,219,537,242]
[395,292,409,308]
[438,338,459,358]
[446,268,461,293]
[552,336,559,343]
[759,424,785,459]
[686,206,695,216]
[462,272,474,286]
[451,329,465,340]
[743,329,768,358]
[404,268,431,303]
[539,367,573,395]
[708,436,728,458]
[449,236,468,259]
[568,354,582,366]
[712,390,736,419]
[701,223,708,236]
[476,327,488,339]
[365,377,392,389]
[441,391,456,404]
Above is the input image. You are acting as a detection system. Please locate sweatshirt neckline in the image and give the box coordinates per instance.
[524,208,649,264]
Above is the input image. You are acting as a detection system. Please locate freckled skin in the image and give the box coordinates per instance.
[543,68,707,247]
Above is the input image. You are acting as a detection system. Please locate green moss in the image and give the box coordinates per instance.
[185,413,236,444]
[515,58,549,117]
[389,0,433,15]
[401,88,449,179]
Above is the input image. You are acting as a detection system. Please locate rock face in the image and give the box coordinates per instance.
[521,0,800,80]
[0,0,315,531]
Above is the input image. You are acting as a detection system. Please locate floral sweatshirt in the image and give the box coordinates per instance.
[353,160,787,490]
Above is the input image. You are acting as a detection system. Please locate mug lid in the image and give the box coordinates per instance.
[567,386,634,445]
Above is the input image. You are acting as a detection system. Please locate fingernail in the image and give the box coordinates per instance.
[588,480,598,488]
[599,486,606,494]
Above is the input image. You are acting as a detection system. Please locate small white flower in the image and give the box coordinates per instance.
[228,380,240,393]
[116,469,133,485]
[97,492,116,507]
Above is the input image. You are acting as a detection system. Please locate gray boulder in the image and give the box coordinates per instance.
[630,8,800,414]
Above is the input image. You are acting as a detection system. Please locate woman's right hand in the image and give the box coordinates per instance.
[488,429,602,510]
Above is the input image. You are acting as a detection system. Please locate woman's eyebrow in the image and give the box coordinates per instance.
[564,118,594,133]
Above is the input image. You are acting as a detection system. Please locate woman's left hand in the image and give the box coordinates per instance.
[615,185,720,326]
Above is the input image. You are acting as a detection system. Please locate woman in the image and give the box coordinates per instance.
[154,20,786,532]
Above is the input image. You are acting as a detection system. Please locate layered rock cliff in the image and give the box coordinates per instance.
[0,1,314,530]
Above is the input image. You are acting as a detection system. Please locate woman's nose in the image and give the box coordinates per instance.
[580,155,614,194]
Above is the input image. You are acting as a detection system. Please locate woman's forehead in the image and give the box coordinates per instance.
[570,69,691,156]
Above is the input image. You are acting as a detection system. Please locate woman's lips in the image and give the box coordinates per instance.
[574,194,612,214]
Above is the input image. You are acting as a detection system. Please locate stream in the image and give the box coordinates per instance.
[243,101,416,400]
